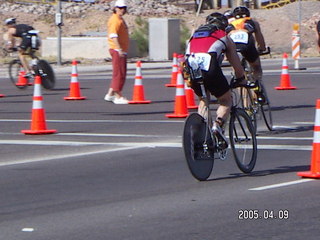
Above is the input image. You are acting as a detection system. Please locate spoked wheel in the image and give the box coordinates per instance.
[35,59,55,90]
[183,113,215,181]
[259,82,273,131]
[8,59,28,89]
[229,108,257,173]
[239,87,257,133]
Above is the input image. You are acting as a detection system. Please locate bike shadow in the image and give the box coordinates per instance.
[208,165,310,181]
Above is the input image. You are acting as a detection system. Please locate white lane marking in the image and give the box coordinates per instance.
[57,133,178,138]
[256,136,312,140]
[0,132,313,141]
[22,228,34,232]
[0,139,313,150]
[0,146,144,167]
[257,145,312,151]
[249,179,315,191]
[22,228,35,232]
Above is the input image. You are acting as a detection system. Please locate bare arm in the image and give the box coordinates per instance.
[6,28,16,48]
[253,20,266,51]
[111,37,126,57]
[225,36,244,79]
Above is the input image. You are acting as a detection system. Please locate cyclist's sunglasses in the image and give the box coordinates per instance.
[117,6,127,9]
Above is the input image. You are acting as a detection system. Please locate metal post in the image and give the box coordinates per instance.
[56,0,62,66]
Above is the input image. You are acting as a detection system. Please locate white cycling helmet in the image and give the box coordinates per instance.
[5,18,16,25]
[114,0,126,8]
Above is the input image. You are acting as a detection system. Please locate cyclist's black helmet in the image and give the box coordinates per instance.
[5,18,16,25]
[233,6,250,19]
[205,12,228,30]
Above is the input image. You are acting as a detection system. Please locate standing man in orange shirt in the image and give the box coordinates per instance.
[104,0,129,104]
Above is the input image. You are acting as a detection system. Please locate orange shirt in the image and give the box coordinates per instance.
[107,13,129,52]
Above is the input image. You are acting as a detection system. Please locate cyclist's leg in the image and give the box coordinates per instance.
[18,37,32,76]
[216,90,232,126]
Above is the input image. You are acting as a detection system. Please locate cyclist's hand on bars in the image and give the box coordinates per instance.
[231,76,256,89]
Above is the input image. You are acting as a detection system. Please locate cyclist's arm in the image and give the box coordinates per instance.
[6,28,16,49]
[252,20,266,52]
[225,36,244,79]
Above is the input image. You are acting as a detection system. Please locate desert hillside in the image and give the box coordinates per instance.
[1,1,319,58]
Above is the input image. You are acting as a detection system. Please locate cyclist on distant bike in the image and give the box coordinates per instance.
[4,18,41,78]
[185,12,253,145]
[226,6,266,102]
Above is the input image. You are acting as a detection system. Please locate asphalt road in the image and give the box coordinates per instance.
[0,57,319,239]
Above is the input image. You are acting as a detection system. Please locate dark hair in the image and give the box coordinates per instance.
[113,6,127,14]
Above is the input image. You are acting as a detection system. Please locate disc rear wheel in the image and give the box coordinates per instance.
[36,60,55,90]
[183,113,215,181]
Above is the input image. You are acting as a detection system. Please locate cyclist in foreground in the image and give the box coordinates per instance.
[185,12,253,145]
[4,18,41,78]
[226,6,267,102]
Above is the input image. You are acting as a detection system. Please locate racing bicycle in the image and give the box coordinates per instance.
[8,48,55,90]
[236,47,273,131]
[182,68,257,181]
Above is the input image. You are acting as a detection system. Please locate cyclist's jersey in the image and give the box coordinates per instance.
[228,17,255,34]
[227,18,259,63]
[186,28,227,64]
[185,26,229,98]
[13,24,34,38]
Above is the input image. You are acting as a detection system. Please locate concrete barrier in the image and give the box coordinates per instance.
[41,37,138,59]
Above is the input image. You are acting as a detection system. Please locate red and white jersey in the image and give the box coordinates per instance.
[186,29,227,60]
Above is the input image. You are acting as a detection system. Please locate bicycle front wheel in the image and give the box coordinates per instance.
[36,59,55,90]
[183,113,215,181]
[259,82,273,131]
[239,87,257,133]
[8,59,28,89]
[229,108,257,173]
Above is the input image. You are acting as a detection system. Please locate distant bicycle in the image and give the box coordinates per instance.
[183,71,257,181]
[8,48,55,90]
[236,47,273,131]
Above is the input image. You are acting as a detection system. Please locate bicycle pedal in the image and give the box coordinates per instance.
[218,149,227,161]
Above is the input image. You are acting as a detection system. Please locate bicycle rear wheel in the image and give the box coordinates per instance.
[183,113,215,181]
[36,59,55,90]
[229,108,257,173]
[8,59,28,89]
[259,82,273,131]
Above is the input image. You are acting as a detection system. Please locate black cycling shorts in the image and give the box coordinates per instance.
[235,34,259,63]
[190,53,230,98]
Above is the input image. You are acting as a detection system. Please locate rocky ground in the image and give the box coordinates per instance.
[0,0,319,61]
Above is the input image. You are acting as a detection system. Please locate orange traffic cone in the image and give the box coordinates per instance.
[21,75,56,135]
[16,71,28,87]
[166,70,189,118]
[275,53,297,90]
[297,99,320,178]
[165,53,178,87]
[185,81,198,109]
[128,61,151,104]
[64,60,86,100]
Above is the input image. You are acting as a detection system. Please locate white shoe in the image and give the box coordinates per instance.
[104,94,115,102]
[212,123,228,149]
[113,97,129,104]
